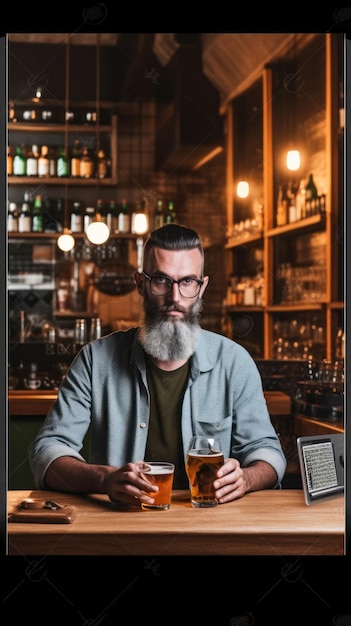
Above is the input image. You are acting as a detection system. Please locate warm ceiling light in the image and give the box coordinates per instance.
[86,219,110,245]
[237,181,249,198]
[132,212,149,235]
[286,149,300,171]
[57,228,75,252]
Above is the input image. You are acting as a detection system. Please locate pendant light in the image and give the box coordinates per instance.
[57,37,76,252]
[286,34,301,172]
[86,34,110,246]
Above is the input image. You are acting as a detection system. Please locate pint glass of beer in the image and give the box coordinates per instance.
[185,437,224,507]
[139,462,175,510]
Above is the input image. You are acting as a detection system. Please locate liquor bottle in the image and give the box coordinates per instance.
[305,173,318,217]
[96,198,105,220]
[38,145,50,178]
[7,202,19,232]
[118,198,131,233]
[70,140,82,177]
[275,184,288,226]
[106,200,118,235]
[96,149,110,179]
[84,206,96,233]
[13,145,26,176]
[32,195,44,232]
[70,201,83,233]
[18,192,32,233]
[48,146,57,177]
[295,179,305,220]
[165,200,176,223]
[57,148,70,177]
[154,199,165,229]
[7,146,13,175]
[26,144,39,176]
[80,146,94,178]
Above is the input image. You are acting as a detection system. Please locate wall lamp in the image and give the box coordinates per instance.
[236,181,250,198]
[286,149,301,171]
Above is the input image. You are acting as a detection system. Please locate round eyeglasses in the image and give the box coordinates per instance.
[142,271,203,298]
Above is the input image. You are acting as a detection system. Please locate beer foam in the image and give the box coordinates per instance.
[147,467,173,475]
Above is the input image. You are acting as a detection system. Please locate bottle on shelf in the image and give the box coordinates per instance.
[7,146,13,175]
[57,148,70,177]
[106,200,118,235]
[7,202,19,233]
[84,206,96,233]
[80,146,94,179]
[38,145,50,178]
[295,179,306,220]
[165,200,176,224]
[305,173,318,216]
[18,192,32,233]
[96,148,110,179]
[26,144,39,177]
[154,199,165,229]
[32,195,44,233]
[118,197,131,233]
[70,140,82,177]
[48,146,57,177]
[70,201,83,233]
[275,184,288,226]
[96,198,105,220]
[13,145,26,176]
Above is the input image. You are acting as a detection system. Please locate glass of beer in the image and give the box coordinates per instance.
[138,462,175,510]
[185,437,224,507]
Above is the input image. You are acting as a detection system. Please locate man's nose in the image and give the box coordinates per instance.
[169,281,182,301]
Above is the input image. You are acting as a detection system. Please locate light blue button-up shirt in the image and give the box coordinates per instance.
[29,327,287,489]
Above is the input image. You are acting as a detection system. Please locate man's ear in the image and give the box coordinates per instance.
[200,275,209,296]
[134,271,144,295]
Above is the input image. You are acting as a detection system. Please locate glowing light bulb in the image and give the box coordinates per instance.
[286,149,300,171]
[86,221,110,245]
[57,230,75,252]
[237,181,249,198]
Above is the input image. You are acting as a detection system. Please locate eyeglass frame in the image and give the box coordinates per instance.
[141,271,204,298]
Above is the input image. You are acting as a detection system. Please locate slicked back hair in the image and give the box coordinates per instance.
[143,223,205,273]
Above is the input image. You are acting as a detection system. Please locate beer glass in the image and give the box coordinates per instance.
[138,462,175,510]
[185,436,224,507]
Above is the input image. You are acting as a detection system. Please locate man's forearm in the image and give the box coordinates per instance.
[44,456,115,494]
[243,460,278,493]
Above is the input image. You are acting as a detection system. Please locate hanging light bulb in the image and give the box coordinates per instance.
[86,216,110,245]
[237,181,249,198]
[286,149,301,171]
[57,228,75,252]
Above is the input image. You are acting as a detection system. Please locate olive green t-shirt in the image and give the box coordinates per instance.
[145,356,189,489]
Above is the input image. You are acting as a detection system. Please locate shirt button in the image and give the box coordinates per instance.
[140,422,147,428]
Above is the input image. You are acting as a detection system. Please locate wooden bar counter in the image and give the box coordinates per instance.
[8,389,292,417]
[7,489,344,556]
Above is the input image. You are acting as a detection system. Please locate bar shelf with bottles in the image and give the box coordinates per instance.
[8,106,118,186]
[224,35,343,363]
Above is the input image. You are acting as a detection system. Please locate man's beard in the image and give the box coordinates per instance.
[138,296,203,362]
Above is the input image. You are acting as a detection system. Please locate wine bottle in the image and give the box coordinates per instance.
[118,198,131,233]
[154,199,165,228]
[13,145,26,176]
[70,201,83,233]
[165,200,176,224]
[32,195,44,232]
[18,192,32,233]
[305,174,318,217]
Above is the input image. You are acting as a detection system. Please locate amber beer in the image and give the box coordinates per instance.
[186,442,224,507]
[140,462,175,510]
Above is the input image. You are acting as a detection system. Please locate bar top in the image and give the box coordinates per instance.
[7,489,344,556]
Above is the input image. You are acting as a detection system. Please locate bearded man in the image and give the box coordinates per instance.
[29,224,286,504]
